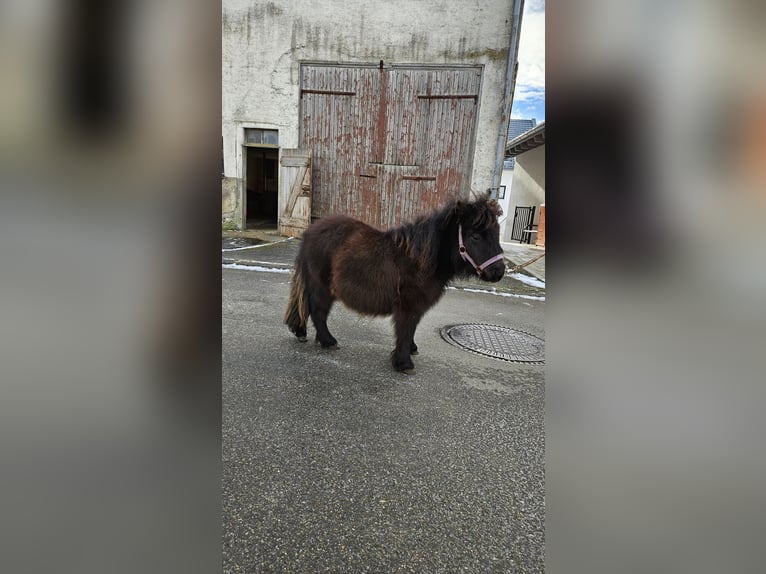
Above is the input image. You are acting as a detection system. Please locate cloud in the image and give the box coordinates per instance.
[513,2,545,106]
[514,85,545,103]
[512,101,545,121]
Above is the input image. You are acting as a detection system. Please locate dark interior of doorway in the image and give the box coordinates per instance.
[246,147,278,229]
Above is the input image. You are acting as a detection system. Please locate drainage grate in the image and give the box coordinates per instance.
[440,324,545,364]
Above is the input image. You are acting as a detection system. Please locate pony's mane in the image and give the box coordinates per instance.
[386,196,501,276]
[462,196,502,229]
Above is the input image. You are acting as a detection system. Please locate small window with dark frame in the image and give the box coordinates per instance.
[488,186,506,200]
[245,128,279,146]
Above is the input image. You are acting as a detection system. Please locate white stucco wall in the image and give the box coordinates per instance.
[222,0,516,222]
[502,144,545,242]
[498,167,515,238]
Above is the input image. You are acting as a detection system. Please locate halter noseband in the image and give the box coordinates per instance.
[458,224,505,277]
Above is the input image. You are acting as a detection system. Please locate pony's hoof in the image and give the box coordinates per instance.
[399,368,416,375]
[410,349,419,355]
[315,335,338,349]
[393,359,415,372]
[297,335,308,342]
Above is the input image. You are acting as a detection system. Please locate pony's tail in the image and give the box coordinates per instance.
[284,261,309,338]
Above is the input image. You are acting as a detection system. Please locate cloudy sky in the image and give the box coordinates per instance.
[511,0,545,122]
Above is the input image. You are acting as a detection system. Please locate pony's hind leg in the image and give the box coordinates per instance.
[309,291,338,349]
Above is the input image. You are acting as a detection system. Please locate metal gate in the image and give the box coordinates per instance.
[510,206,537,243]
[299,64,482,228]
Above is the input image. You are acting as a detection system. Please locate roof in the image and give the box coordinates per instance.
[505,122,545,157]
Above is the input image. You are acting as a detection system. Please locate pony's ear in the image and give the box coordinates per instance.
[454,200,476,225]
[438,201,462,229]
[454,200,467,219]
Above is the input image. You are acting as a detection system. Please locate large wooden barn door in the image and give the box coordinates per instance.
[278,149,312,238]
[379,67,481,227]
[300,64,481,228]
[300,65,381,225]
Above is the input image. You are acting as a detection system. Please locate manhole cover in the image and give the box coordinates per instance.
[440,324,545,364]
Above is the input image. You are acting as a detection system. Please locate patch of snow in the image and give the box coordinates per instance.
[234,259,289,267]
[222,237,293,252]
[447,286,545,301]
[508,272,545,288]
[222,263,292,274]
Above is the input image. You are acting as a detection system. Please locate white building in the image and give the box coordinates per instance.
[497,118,536,237]
[501,121,545,244]
[222,0,525,233]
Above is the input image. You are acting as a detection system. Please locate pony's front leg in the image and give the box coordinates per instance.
[392,312,421,373]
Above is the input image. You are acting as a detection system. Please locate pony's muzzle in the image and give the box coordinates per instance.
[482,262,506,283]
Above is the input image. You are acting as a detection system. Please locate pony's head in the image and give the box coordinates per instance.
[451,195,505,282]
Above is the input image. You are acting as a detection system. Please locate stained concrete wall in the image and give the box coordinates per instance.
[502,144,545,242]
[222,0,516,225]
[222,177,238,222]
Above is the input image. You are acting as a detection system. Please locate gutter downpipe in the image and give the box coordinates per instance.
[491,0,525,197]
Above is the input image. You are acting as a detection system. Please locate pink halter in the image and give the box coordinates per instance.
[458,225,505,277]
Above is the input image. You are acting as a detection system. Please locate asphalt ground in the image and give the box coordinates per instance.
[222,239,545,573]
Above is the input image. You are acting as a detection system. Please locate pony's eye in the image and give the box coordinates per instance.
[471,232,482,240]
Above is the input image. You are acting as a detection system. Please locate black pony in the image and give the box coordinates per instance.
[284,195,505,372]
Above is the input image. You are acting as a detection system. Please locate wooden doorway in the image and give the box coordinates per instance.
[243,128,279,230]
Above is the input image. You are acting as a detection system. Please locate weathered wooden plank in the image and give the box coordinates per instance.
[279,148,311,237]
[417,94,478,100]
[280,156,310,167]
[301,89,356,96]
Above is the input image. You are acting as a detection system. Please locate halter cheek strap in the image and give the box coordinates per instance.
[458,224,505,276]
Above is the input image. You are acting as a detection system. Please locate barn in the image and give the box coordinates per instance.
[222,0,524,235]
